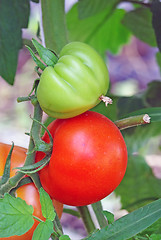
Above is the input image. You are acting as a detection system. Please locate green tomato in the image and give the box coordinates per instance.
[37,42,109,119]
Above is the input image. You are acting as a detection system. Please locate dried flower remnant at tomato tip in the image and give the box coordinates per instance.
[99,95,113,107]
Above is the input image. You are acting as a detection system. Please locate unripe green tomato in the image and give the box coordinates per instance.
[37,42,109,119]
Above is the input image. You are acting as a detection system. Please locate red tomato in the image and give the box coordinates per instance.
[0,143,63,240]
[36,111,128,206]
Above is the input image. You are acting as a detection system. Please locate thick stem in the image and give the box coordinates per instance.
[77,206,96,234]
[92,201,108,228]
[40,0,68,53]
[0,101,43,195]
[115,114,150,130]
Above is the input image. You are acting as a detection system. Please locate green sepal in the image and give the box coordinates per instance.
[0,143,14,186]
[26,45,46,71]
[14,156,50,174]
[32,39,58,67]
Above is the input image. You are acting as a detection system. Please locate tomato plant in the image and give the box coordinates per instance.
[36,111,128,206]
[37,41,110,119]
[0,143,63,240]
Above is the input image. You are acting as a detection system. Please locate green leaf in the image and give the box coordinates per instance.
[86,199,161,240]
[115,155,161,212]
[0,0,30,85]
[0,194,34,237]
[122,7,156,47]
[78,0,119,19]
[67,3,131,56]
[133,218,161,239]
[103,211,114,225]
[39,188,56,221]
[150,234,161,240]
[32,39,58,66]
[32,219,54,240]
[59,235,71,240]
[151,0,161,52]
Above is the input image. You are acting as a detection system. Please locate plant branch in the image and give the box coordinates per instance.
[0,101,43,196]
[92,201,108,228]
[77,206,96,234]
[115,114,151,130]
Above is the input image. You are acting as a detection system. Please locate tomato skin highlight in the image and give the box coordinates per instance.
[37,42,109,119]
[37,111,128,206]
[0,143,63,240]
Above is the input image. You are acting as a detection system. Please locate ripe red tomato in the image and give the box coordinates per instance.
[36,111,128,206]
[0,143,63,240]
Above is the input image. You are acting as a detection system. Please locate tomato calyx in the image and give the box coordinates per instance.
[26,39,58,72]
[99,95,113,107]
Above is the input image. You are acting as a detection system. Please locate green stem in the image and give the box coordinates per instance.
[92,201,107,228]
[115,114,150,130]
[77,206,96,234]
[0,101,43,195]
[41,0,68,53]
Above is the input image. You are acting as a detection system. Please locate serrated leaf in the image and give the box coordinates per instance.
[32,220,53,240]
[122,7,156,47]
[86,199,161,240]
[0,0,30,85]
[39,188,56,221]
[78,0,119,19]
[0,194,34,237]
[67,3,131,57]
[32,39,58,66]
[151,0,161,52]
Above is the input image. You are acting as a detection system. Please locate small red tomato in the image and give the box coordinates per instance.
[36,111,128,206]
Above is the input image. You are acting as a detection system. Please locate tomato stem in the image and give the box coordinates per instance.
[77,206,96,234]
[115,114,151,130]
[0,101,43,195]
[92,201,108,228]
